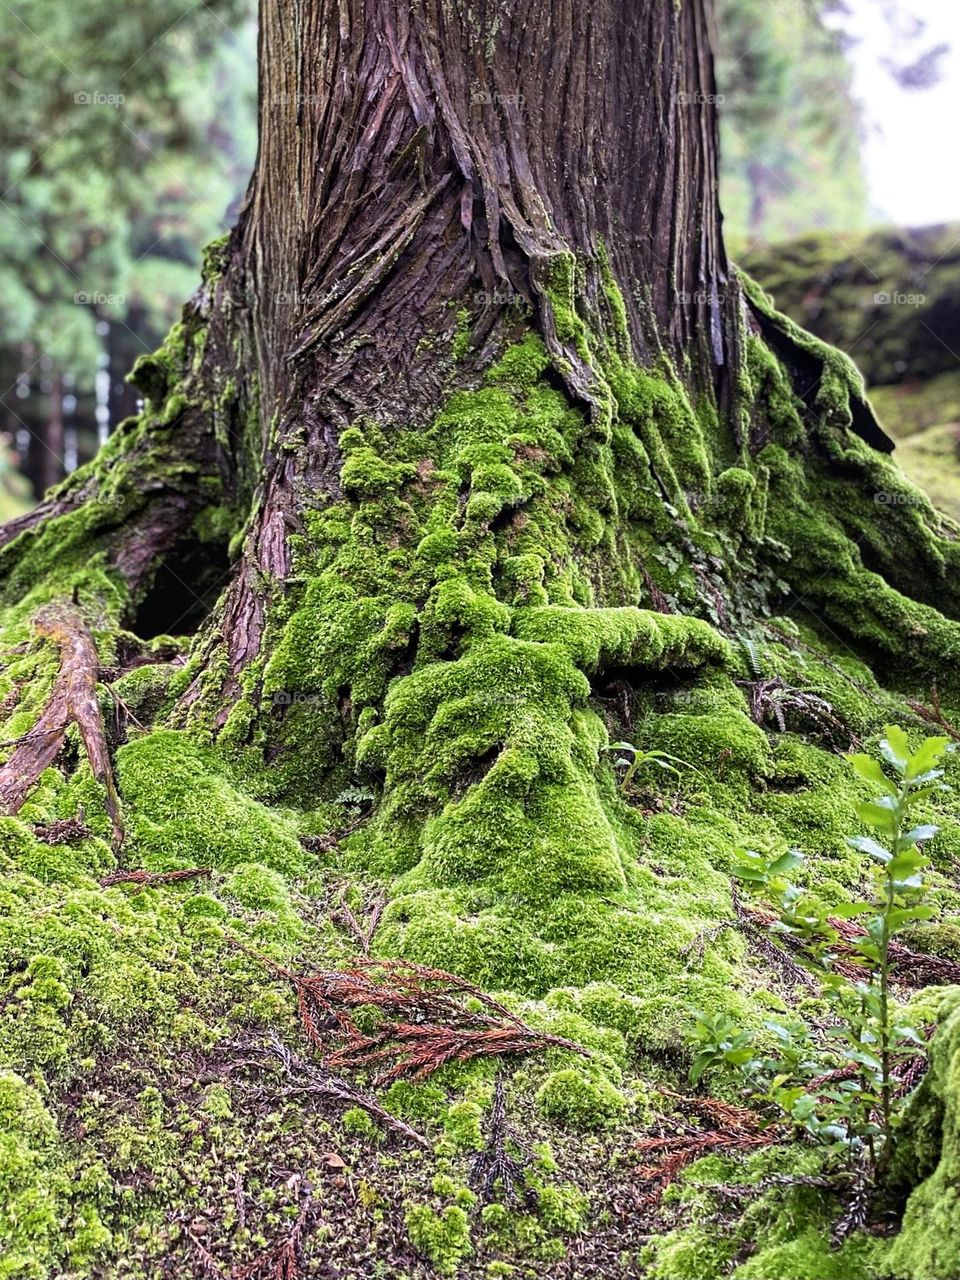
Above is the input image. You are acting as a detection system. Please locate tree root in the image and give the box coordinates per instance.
[0,604,123,846]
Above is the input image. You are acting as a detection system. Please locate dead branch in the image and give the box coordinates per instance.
[240,1031,431,1149]
[0,604,123,846]
[100,867,212,888]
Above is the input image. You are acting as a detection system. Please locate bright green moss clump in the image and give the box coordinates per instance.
[887,988,960,1280]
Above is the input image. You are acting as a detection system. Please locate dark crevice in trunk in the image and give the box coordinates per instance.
[130,536,232,640]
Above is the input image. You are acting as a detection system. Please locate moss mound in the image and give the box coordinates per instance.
[2,270,960,1276]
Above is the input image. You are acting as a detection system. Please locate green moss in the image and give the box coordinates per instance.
[733,1230,884,1280]
[443,1099,484,1152]
[534,1067,627,1129]
[6,246,960,1276]
[406,1200,473,1275]
[0,1071,68,1279]
[116,732,304,874]
[887,988,960,1280]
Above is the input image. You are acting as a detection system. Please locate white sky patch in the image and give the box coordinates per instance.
[836,0,960,226]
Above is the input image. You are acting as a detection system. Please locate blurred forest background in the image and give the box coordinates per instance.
[1,0,958,520]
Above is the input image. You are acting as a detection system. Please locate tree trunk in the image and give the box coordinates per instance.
[2,3,960,1276]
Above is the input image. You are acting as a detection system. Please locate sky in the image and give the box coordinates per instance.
[839,0,960,226]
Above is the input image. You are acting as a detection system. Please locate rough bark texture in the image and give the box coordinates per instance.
[1,4,960,1279]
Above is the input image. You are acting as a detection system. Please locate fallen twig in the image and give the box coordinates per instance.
[469,1075,532,1205]
[333,886,386,956]
[240,1031,431,1148]
[100,867,212,888]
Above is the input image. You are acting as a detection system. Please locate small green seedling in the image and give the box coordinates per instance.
[606,741,697,794]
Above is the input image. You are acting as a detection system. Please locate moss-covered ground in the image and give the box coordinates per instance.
[2,268,960,1277]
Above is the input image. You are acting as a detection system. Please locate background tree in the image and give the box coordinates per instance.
[1,2,960,1277]
[717,0,869,247]
[0,0,256,499]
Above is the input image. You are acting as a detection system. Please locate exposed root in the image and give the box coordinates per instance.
[100,867,212,888]
[469,1075,532,1206]
[0,603,123,846]
[280,956,588,1084]
[239,1031,431,1149]
[633,1093,787,1208]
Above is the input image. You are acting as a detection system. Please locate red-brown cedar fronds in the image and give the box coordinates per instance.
[100,867,212,888]
[272,955,587,1084]
[231,1182,314,1280]
[633,1091,787,1208]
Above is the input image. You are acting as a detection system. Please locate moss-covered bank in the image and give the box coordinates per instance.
[2,260,960,1277]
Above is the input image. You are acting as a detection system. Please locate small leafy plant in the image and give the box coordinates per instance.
[693,726,952,1171]
[605,741,696,794]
